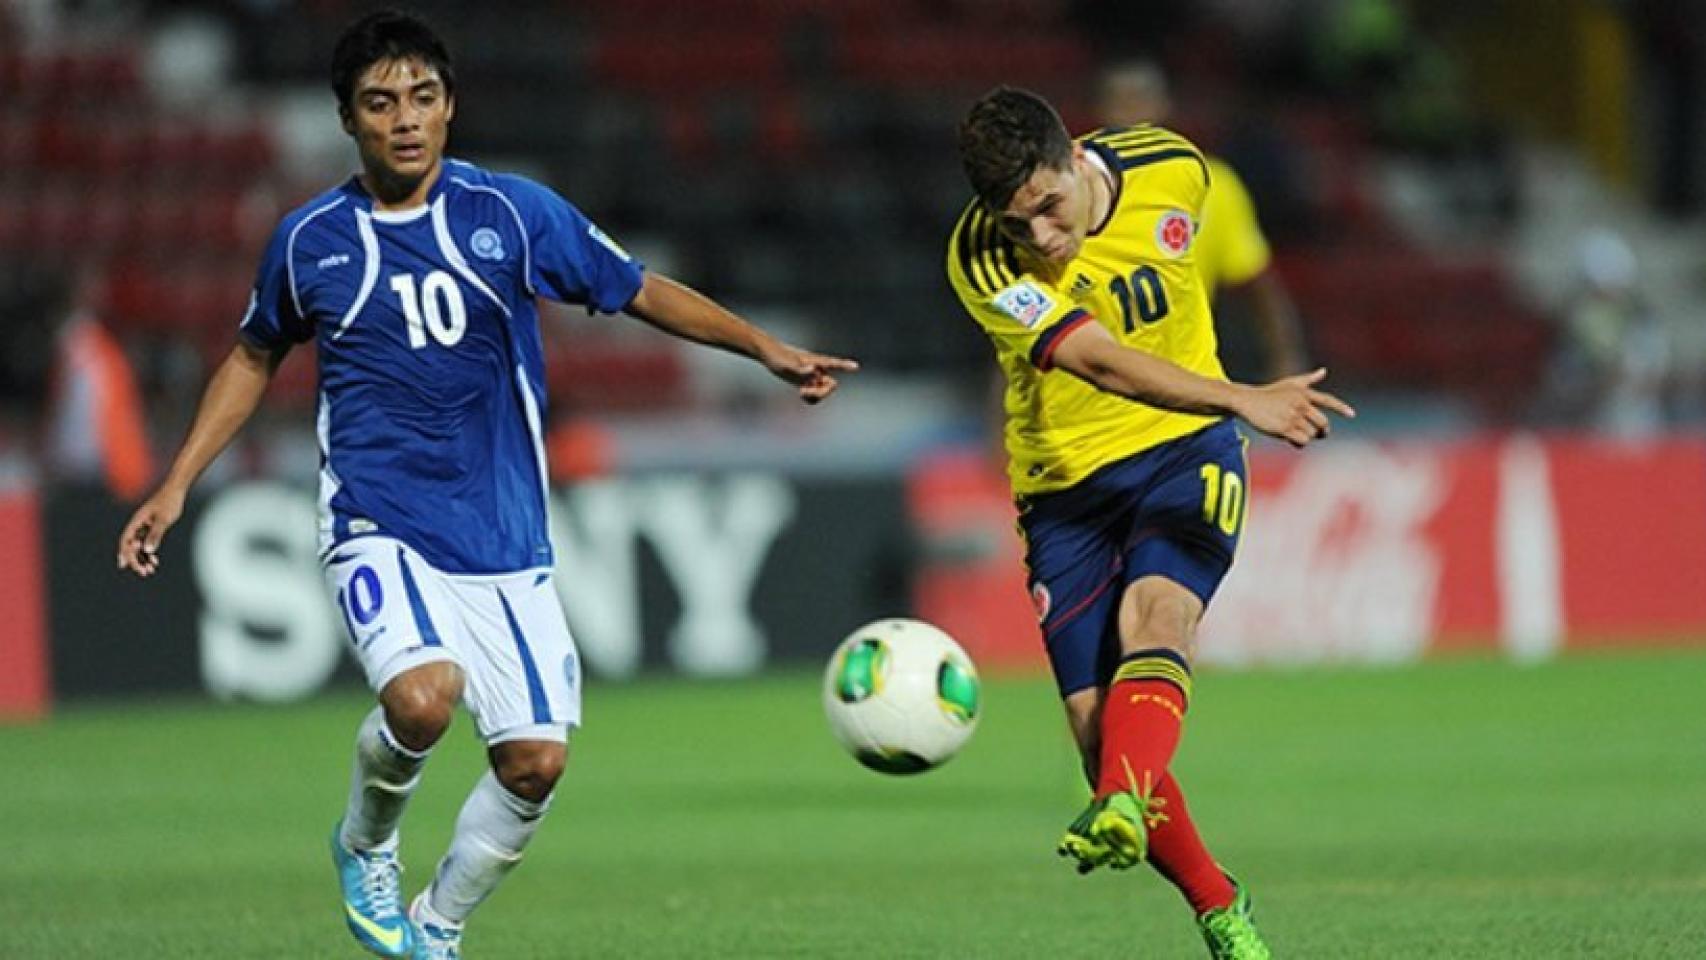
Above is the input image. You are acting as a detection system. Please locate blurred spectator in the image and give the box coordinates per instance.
[44,277,154,499]
[1310,0,1517,226]
[1540,229,1670,437]
[1095,58,1309,381]
[547,413,615,483]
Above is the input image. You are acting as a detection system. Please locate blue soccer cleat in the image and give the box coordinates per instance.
[331,821,414,958]
[410,890,464,960]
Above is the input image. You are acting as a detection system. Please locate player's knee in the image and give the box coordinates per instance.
[492,742,565,803]
[1118,580,1203,659]
[380,674,458,751]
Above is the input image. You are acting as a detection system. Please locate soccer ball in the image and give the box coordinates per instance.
[822,618,981,774]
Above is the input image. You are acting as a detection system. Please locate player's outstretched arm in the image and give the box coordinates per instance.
[116,341,280,577]
[624,272,859,404]
[1049,319,1353,448]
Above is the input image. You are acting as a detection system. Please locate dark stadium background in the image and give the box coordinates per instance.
[2,3,1703,957]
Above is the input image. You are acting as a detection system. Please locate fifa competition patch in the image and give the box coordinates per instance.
[1155,209,1194,257]
[993,281,1055,329]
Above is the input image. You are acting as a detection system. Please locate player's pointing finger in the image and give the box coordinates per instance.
[815,355,860,372]
[1309,389,1357,419]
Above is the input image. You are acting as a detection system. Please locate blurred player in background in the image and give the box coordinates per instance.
[116,10,855,959]
[949,87,1352,958]
[45,273,154,501]
[1097,60,1309,381]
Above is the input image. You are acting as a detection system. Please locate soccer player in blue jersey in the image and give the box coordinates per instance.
[115,11,855,958]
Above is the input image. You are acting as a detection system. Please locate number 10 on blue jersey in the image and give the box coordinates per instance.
[390,270,467,349]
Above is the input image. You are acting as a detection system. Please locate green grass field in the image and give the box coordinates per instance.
[3,650,1704,958]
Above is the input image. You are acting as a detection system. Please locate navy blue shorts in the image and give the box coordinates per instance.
[1017,420,1248,697]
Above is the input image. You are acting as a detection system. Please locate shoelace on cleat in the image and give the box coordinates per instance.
[1117,759,1172,830]
[357,850,405,919]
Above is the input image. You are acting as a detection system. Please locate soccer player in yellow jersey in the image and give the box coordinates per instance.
[1097,60,1308,380]
[948,87,1354,959]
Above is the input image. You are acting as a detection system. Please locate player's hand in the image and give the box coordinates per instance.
[1235,368,1355,448]
[761,342,860,404]
[116,486,187,577]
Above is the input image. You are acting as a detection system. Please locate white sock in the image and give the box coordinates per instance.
[339,707,430,851]
[426,770,552,923]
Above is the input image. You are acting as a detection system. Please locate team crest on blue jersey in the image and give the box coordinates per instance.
[1155,209,1194,257]
[470,227,506,261]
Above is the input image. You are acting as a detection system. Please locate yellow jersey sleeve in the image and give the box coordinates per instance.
[1195,156,1271,297]
[945,204,1093,372]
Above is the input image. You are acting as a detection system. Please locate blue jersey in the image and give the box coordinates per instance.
[239,159,645,574]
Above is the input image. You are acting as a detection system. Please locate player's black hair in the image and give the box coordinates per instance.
[957,86,1074,212]
[330,9,456,112]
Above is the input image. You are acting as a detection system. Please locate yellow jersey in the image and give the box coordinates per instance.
[1194,156,1271,298]
[947,125,1226,496]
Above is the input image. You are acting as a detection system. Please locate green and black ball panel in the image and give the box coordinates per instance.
[855,746,933,775]
[833,636,889,703]
[937,657,980,724]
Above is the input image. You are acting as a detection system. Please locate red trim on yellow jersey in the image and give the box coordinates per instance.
[1031,309,1093,370]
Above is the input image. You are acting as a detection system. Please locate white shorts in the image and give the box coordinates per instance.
[323,536,582,744]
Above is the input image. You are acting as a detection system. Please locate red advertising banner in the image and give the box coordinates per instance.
[909,433,1706,670]
[0,488,50,718]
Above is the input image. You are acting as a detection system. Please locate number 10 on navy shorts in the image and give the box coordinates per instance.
[323,536,582,744]
[1017,420,1248,697]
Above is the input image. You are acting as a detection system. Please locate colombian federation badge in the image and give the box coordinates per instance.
[1155,209,1193,258]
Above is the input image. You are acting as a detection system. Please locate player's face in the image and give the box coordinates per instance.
[997,146,1096,266]
[342,57,454,194]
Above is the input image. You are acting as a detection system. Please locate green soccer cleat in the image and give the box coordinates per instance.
[1056,791,1154,874]
[1056,800,1112,874]
[1197,877,1271,959]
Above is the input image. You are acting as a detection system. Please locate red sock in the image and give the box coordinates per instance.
[1146,771,1237,914]
[1095,648,1191,800]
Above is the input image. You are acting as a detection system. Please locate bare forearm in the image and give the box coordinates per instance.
[1067,343,1247,418]
[159,343,274,494]
[625,273,775,361]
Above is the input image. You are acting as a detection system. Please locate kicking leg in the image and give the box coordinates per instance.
[1076,576,1200,869]
[1098,575,1198,801]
